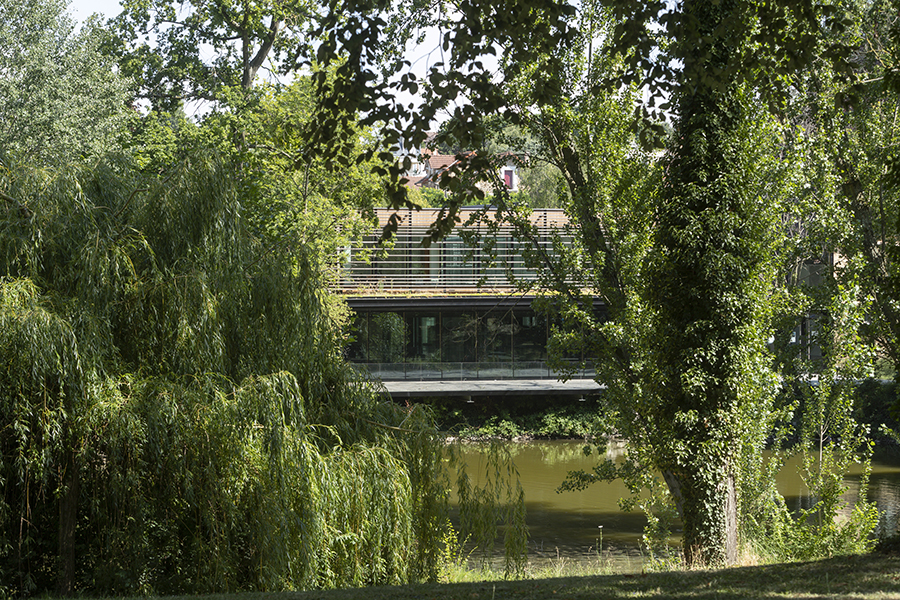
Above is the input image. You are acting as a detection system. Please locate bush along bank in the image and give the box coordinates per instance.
[778,378,900,450]
[422,379,900,444]
[427,394,605,440]
[855,379,900,447]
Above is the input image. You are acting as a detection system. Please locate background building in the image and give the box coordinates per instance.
[337,207,602,397]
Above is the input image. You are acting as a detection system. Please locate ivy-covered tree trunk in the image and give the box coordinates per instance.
[653,94,745,565]
[663,464,738,566]
[649,0,759,566]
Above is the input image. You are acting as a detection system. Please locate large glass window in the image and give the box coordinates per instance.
[346,312,368,362]
[513,311,547,361]
[367,312,407,362]
[407,312,440,362]
[478,311,512,363]
[441,311,478,363]
[348,306,566,376]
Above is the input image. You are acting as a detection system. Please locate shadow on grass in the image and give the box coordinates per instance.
[152,554,900,600]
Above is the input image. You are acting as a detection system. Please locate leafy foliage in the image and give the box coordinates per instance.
[120,75,389,280]
[0,158,448,595]
[0,0,130,166]
[451,441,528,578]
[802,0,900,381]
[107,0,313,109]
[304,0,885,567]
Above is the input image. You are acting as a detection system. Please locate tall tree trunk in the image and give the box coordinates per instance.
[653,94,747,565]
[667,465,738,566]
[651,0,750,567]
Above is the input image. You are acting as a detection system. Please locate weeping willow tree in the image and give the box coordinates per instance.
[0,156,450,595]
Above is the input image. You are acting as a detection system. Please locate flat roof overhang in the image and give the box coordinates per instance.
[381,378,604,398]
[344,294,605,311]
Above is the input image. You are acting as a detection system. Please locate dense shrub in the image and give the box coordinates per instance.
[430,394,603,439]
[0,159,448,595]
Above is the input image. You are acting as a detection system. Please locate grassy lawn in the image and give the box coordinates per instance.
[101,554,899,600]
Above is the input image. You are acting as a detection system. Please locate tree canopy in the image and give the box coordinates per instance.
[1,0,896,588]
[0,2,530,594]
[0,0,130,166]
[107,0,311,109]
[809,0,900,375]
[0,156,449,595]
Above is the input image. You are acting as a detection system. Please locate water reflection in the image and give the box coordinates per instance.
[775,453,900,533]
[449,440,900,568]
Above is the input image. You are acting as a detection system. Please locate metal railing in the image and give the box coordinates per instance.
[350,361,596,381]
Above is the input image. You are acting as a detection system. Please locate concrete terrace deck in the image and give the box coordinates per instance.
[382,378,603,398]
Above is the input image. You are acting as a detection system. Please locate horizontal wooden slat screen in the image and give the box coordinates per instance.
[335,208,570,293]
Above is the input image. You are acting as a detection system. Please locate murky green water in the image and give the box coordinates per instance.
[449,440,900,569]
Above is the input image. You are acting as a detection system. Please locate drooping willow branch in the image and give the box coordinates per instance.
[1,189,32,217]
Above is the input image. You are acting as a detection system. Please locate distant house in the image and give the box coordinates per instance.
[399,141,520,194]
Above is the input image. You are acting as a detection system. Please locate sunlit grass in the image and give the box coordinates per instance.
[441,546,694,584]
[87,552,897,600]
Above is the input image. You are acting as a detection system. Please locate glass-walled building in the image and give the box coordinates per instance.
[346,296,602,381]
[338,209,837,385]
[338,208,599,382]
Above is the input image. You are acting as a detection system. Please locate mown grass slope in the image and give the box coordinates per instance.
[94,554,900,600]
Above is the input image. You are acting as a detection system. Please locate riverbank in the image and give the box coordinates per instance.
[429,378,900,444]
[100,553,898,599]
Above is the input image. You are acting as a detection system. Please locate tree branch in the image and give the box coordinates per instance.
[243,17,284,88]
[1,190,32,218]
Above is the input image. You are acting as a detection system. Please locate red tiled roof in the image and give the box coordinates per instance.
[425,154,456,169]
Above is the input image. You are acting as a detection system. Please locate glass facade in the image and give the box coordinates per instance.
[347,305,596,380]
[340,209,593,380]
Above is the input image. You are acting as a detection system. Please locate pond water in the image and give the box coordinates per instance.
[449,440,900,571]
